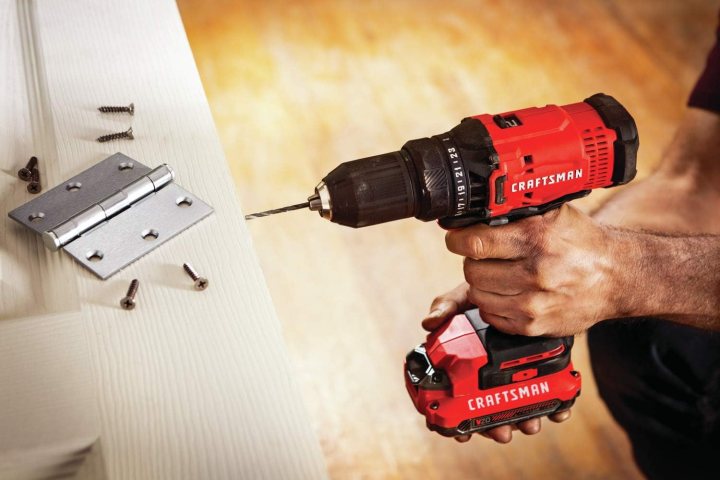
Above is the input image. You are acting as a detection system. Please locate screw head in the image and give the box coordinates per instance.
[194,277,209,291]
[120,297,136,310]
[128,103,135,115]
[126,127,134,140]
[18,168,32,181]
[27,182,41,194]
[429,402,439,410]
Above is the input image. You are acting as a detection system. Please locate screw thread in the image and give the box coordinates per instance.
[126,279,140,299]
[29,167,40,183]
[98,103,134,115]
[183,263,200,281]
[97,127,133,143]
[26,156,38,170]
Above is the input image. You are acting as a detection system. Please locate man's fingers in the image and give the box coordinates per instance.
[467,289,523,320]
[476,310,520,335]
[517,418,541,435]
[462,258,530,295]
[484,425,513,443]
[549,409,572,423]
[445,221,534,260]
[454,434,472,443]
[422,283,472,331]
[486,425,514,444]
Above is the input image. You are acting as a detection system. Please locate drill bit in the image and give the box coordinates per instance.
[245,202,310,220]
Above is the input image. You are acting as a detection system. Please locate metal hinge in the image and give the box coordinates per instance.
[9,153,213,279]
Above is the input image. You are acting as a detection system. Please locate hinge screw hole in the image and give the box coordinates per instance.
[28,212,45,223]
[118,162,134,171]
[176,196,193,208]
[86,250,104,262]
[141,229,159,241]
[66,182,82,192]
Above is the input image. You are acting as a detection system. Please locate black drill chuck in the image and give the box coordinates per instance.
[313,151,416,227]
[309,119,494,228]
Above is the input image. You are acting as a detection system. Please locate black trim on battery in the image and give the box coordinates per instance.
[428,397,578,437]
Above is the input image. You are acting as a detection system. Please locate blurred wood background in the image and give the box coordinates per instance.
[177,1,718,478]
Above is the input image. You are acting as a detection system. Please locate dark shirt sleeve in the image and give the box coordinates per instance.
[688,17,720,113]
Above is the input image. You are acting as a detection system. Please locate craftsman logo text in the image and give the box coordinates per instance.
[467,381,550,411]
[510,169,583,193]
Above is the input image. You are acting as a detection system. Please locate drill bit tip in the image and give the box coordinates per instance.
[245,202,310,220]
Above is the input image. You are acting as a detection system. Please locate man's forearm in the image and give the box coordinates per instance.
[594,108,720,329]
[609,228,720,329]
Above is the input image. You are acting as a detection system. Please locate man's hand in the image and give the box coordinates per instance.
[422,283,572,443]
[443,204,625,337]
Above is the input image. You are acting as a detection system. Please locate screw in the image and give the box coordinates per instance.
[430,402,439,410]
[120,279,140,310]
[17,156,38,181]
[27,167,41,194]
[98,102,134,115]
[97,126,134,143]
[183,263,209,290]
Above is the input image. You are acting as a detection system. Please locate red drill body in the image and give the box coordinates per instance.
[474,101,617,219]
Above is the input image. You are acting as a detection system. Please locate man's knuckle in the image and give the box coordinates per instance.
[519,294,544,319]
[467,288,484,307]
[469,236,486,259]
[522,256,554,289]
[522,322,542,337]
[430,294,450,309]
[521,258,540,277]
[517,301,533,319]
[444,231,456,251]
[534,267,552,290]
[431,295,444,306]
[462,258,477,284]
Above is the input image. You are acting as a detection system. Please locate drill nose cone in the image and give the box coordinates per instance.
[308,193,322,211]
[309,181,332,220]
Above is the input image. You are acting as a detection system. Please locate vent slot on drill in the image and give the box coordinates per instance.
[582,126,611,188]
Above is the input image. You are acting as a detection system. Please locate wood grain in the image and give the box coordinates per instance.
[1,0,327,478]
[178,0,718,478]
[0,2,98,478]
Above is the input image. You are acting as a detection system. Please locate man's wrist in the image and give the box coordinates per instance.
[600,227,641,320]
[601,227,670,321]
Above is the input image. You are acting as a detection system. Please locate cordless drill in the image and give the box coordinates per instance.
[246,93,639,436]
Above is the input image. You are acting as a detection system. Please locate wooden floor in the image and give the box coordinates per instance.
[177,1,717,478]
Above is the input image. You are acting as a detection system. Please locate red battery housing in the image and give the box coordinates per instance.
[405,309,581,437]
